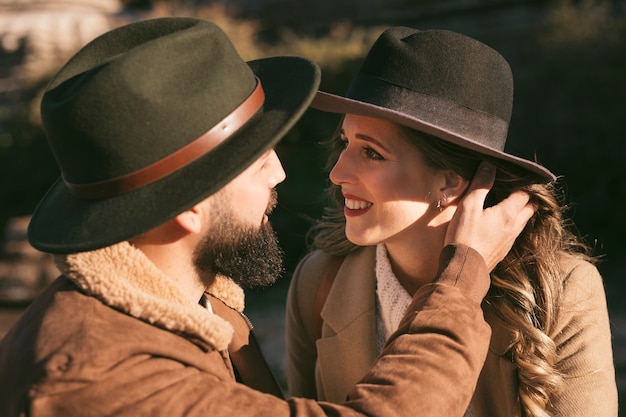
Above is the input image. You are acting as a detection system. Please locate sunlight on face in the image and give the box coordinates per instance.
[330,115,443,247]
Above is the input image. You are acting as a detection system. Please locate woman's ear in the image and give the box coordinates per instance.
[437,171,470,209]
[174,205,204,235]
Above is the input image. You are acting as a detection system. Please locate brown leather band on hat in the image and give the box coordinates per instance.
[64,78,265,199]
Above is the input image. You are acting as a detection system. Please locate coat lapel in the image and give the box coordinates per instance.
[316,247,378,403]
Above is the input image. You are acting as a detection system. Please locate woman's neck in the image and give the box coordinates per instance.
[383,227,446,296]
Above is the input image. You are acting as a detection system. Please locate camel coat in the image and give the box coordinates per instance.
[286,246,618,417]
[0,241,492,417]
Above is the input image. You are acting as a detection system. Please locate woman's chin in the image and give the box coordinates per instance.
[345,231,375,247]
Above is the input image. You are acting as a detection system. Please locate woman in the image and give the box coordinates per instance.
[285,27,618,417]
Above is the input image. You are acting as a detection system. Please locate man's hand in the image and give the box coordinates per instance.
[445,161,536,271]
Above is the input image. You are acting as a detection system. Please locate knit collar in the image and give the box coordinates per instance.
[54,241,245,351]
[375,243,413,340]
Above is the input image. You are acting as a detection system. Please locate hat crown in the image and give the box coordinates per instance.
[41,18,257,185]
[353,27,513,123]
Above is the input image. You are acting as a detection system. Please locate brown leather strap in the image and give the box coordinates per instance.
[205,293,284,398]
[313,256,343,341]
[65,78,265,199]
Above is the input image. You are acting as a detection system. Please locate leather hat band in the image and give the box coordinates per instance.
[64,78,265,199]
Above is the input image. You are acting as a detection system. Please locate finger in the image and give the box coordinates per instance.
[514,201,537,229]
[491,193,536,234]
[468,161,496,191]
[459,161,496,207]
[496,190,533,212]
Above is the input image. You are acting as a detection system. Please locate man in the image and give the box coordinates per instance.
[0,17,535,416]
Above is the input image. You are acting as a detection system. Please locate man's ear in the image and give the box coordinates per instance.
[174,205,204,235]
[438,171,470,208]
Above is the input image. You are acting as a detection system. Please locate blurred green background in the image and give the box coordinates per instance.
[1,0,624,411]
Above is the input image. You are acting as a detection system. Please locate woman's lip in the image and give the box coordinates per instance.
[343,193,373,216]
[344,206,370,217]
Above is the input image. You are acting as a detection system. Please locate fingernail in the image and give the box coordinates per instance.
[480,161,495,173]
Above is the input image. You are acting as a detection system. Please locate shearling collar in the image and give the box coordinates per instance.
[54,241,245,351]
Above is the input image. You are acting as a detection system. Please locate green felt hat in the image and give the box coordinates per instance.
[312,26,555,181]
[28,17,320,253]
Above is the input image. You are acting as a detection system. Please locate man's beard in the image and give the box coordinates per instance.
[193,190,284,289]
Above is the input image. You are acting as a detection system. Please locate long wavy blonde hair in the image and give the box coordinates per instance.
[309,123,596,417]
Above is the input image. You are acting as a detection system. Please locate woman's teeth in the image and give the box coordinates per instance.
[345,198,372,210]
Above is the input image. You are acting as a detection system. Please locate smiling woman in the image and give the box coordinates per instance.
[285,26,618,417]
[331,115,446,265]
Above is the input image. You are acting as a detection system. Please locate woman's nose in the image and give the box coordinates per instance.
[329,150,354,185]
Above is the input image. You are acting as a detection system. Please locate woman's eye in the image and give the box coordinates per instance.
[338,135,384,161]
[364,147,384,161]
[337,136,349,150]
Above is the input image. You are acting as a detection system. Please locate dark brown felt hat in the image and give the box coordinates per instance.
[28,17,320,253]
[312,26,555,181]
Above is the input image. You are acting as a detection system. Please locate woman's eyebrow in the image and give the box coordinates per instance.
[340,129,391,153]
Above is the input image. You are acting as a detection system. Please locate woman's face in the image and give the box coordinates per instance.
[330,114,444,247]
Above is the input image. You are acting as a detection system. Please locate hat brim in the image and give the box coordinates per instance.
[313,91,556,182]
[28,56,320,254]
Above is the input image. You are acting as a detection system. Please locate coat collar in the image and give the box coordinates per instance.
[54,241,245,351]
[321,245,515,357]
[317,246,379,403]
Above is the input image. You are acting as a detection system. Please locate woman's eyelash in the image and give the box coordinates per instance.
[364,147,384,160]
[338,136,385,161]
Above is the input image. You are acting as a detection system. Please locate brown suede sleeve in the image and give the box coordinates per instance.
[291,244,492,417]
[434,243,490,304]
[9,246,490,417]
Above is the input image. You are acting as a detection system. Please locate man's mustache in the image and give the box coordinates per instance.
[266,189,278,215]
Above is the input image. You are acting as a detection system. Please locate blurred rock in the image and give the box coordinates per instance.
[0,0,125,228]
[0,216,57,304]
[0,0,122,99]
